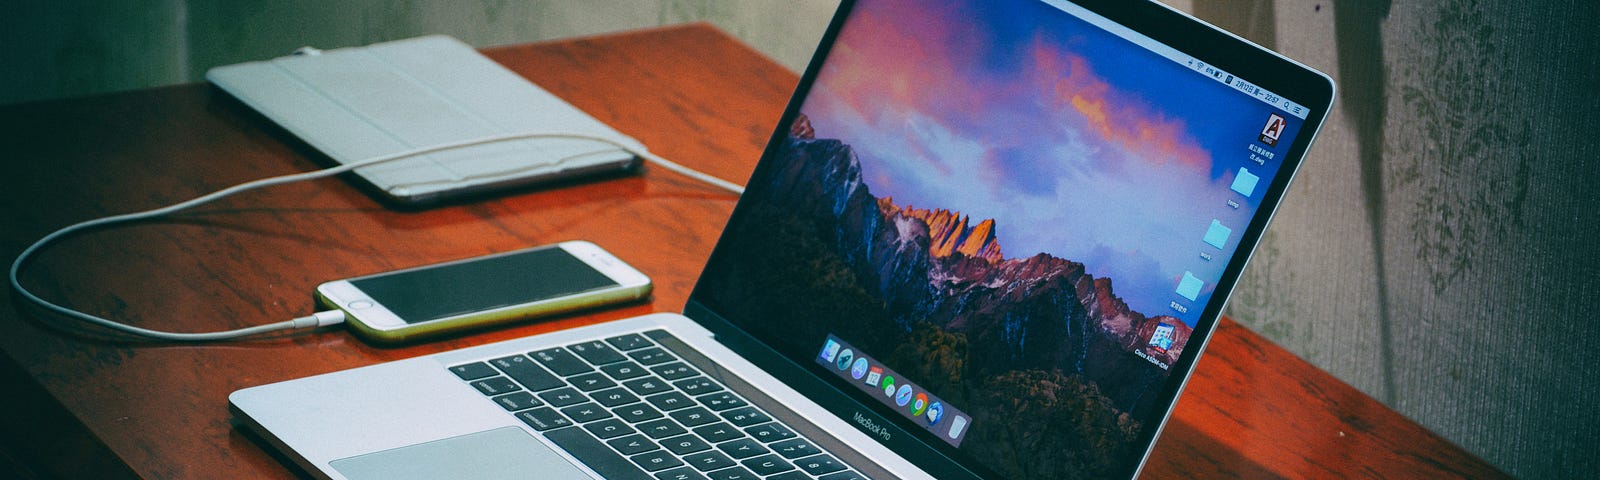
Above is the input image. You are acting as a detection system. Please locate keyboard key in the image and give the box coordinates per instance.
[692,422,743,443]
[490,354,563,392]
[740,454,795,475]
[490,391,542,411]
[608,434,659,456]
[592,387,641,408]
[585,418,637,440]
[544,427,653,480]
[794,454,847,475]
[770,438,820,459]
[602,361,651,381]
[660,434,712,455]
[531,347,594,376]
[637,418,689,439]
[646,392,695,411]
[654,466,708,480]
[539,387,587,407]
[465,330,855,480]
[560,402,613,423]
[673,377,722,396]
[696,392,746,411]
[715,438,768,459]
[570,340,627,365]
[745,423,796,443]
[515,407,571,431]
[631,449,685,472]
[570,372,619,392]
[669,407,719,427]
[650,362,697,381]
[470,377,520,396]
[720,407,771,427]
[606,333,653,351]
[623,377,675,396]
[629,347,676,366]
[615,403,666,423]
[683,450,737,472]
[448,362,496,380]
[706,466,759,480]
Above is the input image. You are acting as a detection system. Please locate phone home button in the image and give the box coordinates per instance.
[349,300,375,310]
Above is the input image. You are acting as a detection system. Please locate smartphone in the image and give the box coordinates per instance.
[316,241,651,343]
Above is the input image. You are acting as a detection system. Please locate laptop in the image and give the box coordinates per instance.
[229,0,1334,478]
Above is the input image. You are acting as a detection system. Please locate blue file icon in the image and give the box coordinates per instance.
[1203,219,1231,249]
[1231,167,1259,197]
[1176,271,1203,301]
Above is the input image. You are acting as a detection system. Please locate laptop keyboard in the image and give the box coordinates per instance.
[448,329,871,480]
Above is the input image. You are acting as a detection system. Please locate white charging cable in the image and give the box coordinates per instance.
[8,132,743,341]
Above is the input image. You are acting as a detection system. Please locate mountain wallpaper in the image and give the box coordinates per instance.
[699,115,1190,478]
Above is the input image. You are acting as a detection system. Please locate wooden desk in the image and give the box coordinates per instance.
[0,24,1503,479]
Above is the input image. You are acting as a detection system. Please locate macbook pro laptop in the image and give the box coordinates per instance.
[229,1,1334,478]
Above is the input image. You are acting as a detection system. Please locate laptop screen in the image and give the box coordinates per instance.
[691,0,1329,477]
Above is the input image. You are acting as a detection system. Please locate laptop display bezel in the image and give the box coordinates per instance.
[684,0,1335,477]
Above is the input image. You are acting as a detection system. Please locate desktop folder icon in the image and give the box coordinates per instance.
[1203,220,1231,249]
[1231,167,1260,197]
[1176,271,1204,302]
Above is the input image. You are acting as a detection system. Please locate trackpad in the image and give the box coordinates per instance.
[330,427,592,480]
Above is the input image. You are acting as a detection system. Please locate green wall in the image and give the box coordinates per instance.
[1,0,840,105]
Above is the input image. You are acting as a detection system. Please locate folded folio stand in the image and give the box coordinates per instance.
[207,35,643,206]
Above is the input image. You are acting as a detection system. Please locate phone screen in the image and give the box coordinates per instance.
[349,247,619,324]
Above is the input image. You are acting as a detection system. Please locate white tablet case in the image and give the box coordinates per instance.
[207,35,643,206]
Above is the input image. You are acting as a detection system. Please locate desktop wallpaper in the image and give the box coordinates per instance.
[697,0,1300,477]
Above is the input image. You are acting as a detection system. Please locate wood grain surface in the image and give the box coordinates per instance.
[0,24,1504,479]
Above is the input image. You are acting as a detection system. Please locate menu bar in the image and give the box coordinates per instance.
[1040,0,1310,119]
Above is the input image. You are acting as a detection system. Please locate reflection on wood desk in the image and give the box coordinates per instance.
[0,24,1504,479]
